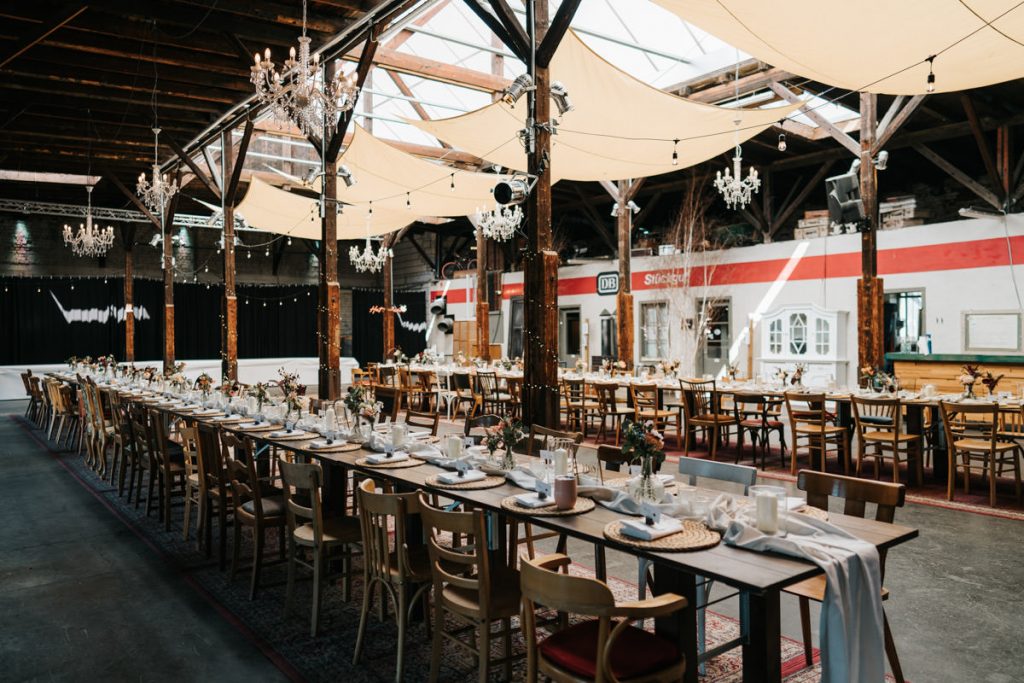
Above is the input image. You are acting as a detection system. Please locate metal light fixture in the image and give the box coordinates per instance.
[348,238,391,273]
[339,164,356,187]
[714,144,760,209]
[610,200,639,218]
[251,0,359,136]
[63,186,115,258]
[476,204,523,242]
[502,74,534,105]
[550,81,573,115]
[136,128,179,212]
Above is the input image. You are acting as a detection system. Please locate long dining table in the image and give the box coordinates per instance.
[135,398,918,683]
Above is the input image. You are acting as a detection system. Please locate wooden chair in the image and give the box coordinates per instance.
[595,444,631,481]
[21,370,40,423]
[180,426,202,542]
[784,392,849,475]
[405,408,440,436]
[852,396,924,485]
[630,383,681,447]
[505,375,523,420]
[732,393,787,469]
[450,371,477,418]
[520,553,687,683]
[476,370,511,416]
[939,401,1022,507]
[464,413,502,444]
[679,379,733,459]
[593,382,632,445]
[226,440,286,600]
[28,375,47,428]
[519,424,583,458]
[126,403,152,509]
[353,479,432,681]
[562,377,599,435]
[279,459,361,635]
[784,470,907,682]
[419,494,521,683]
[198,422,234,567]
[147,407,187,531]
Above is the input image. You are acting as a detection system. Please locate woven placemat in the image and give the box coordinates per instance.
[500,495,595,516]
[603,519,721,552]
[267,431,316,441]
[236,423,283,433]
[793,505,829,522]
[355,457,424,469]
[425,474,507,490]
[308,442,361,453]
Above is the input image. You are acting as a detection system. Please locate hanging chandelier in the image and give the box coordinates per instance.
[349,238,391,273]
[63,186,115,258]
[714,143,760,209]
[251,0,359,136]
[476,204,523,242]
[136,127,178,212]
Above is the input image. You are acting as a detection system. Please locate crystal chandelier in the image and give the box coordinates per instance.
[714,144,760,209]
[349,238,391,273]
[136,127,178,212]
[476,204,523,242]
[63,186,115,258]
[250,0,359,136]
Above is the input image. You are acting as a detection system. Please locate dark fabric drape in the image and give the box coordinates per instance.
[0,277,317,365]
[350,289,428,366]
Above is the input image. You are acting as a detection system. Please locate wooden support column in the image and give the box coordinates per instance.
[858,92,884,373]
[318,159,341,399]
[162,201,176,372]
[123,235,135,363]
[522,0,559,428]
[218,121,253,380]
[383,245,395,358]
[476,224,491,360]
[616,179,634,368]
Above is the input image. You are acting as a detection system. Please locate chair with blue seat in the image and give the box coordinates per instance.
[638,457,757,675]
[852,396,923,484]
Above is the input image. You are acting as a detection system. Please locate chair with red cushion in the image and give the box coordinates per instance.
[520,553,688,682]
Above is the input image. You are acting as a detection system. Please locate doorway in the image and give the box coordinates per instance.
[697,299,730,377]
[559,307,581,366]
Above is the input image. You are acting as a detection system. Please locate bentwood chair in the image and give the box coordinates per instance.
[464,413,502,444]
[939,401,1022,507]
[227,441,287,600]
[280,460,361,635]
[21,370,39,422]
[28,375,46,428]
[638,458,756,675]
[404,408,440,436]
[197,422,233,567]
[505,375,523,419]
[450,371,477,418]
[353,479,432,681]
[784,470,907,682]
[593,382,632,445]
[420,494,521,683]
[147,407,187,531]
[732,393,787,469]
[180,426,202,541]
[630,383,681,447]
[679,379,733,459]
[784,392,850,475]
[520,553,687,683]
[126,403,152,508]
[562,377,599,435]
[852,396,924,485]
[477,370,512,416]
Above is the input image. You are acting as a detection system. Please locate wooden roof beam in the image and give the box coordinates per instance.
[768,82,861,157]
[685,66,794,104]
[0,4,88,69]
[914,143,1002,210]
[342,46,508,92]
[961,93,1004,199]
[328,30,379,162]
[873,94,926,153]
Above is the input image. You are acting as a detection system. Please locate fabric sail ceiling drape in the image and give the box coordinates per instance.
[409,31,802,182]
[652,0,1024,95]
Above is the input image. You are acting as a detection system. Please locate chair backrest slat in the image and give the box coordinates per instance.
[678,457,757,494]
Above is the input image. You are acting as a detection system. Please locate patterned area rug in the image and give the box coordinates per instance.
[18,416,880,682]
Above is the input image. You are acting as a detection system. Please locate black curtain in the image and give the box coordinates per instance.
[350,289,428,366]
[0,276,318,365]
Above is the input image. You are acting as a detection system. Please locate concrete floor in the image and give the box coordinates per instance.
[2,398,1023,682]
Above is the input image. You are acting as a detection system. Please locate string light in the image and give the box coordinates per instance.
[926,55,936,93]
[450,173,455,191]
[406,192,411,209]
[671,138,679,166]
[777,132,787,152]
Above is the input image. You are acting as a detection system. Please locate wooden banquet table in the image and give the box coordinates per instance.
[108,389,918,683]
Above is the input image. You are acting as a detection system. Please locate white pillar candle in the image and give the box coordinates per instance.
[756,493,779,534]
[325,407,337,431]
[391,423,406,449]
[553,448,569,477]
[447,435,463,459]
[247,396,258,414]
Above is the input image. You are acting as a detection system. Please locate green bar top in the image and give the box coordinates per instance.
[886,352,1024,364]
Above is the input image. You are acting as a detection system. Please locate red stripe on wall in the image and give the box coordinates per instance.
[434,234,1024,299]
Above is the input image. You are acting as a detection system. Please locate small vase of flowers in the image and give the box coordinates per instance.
[622,420,665,503]
[484,417,524,470]
[960,364,983,398]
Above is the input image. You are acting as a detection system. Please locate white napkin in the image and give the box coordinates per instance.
[619,517,683,540]
[366,451,409,464]
[514,492,557,509]
[437,469,485,484]
[269,429,308,438]
[309,439,344,450]
[408,444,445,461]
[211,415,239,422]
[194,408,221,415]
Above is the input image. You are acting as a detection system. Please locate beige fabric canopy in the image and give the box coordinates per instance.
[333,125,507,215]
[237,176,414,240]
[653,0,1024,95]
[409,31,801,182]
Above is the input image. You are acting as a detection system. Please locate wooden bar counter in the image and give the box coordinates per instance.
[888,352,1024,394]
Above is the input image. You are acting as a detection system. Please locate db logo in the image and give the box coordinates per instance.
[596,272,619,296]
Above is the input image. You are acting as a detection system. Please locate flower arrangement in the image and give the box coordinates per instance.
[455,350,468,366]
[981,370,1004,395]
[219,376,239,397]
[575,358,587,373]
[726,362,739,381]
[167,373,187,390]
[484,417,524,469]
[248,383,269,412]
[388,347,408,365]
[498,356,514,371]
[358,398,382,421]
[959,364,983,397]
[514,356,524,370]
[791,363,807,386]
[99,354,116,368]
[66,356,78,369]
[140,366,158,385]
[343,384,365,416]
[277,367,306,414]
[194,372,214,396]
[164,361,185,378]
[774,367,789,385]
[621,419,665,501]
[659,359,679,376]
[860,365,896,391]
[616,360,627,371]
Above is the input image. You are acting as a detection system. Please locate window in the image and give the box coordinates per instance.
[507,297,524,358]
[815,318,830,355]
[600,312,617,357]
[640,302,670,359]
[884,290,924,352]
[769,318,783,354]
[789,313,807,355]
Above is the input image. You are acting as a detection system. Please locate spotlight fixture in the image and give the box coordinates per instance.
[610,200,640,218]
[777,132,787,152]
[873,150,889,171]
[493,176,537,205]
[339,164,356,187]
[502,74,534,105]
[926,55,935,93]
[550,81,573,115]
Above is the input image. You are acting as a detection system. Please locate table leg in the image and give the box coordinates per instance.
[653,563,698,683]
[741,588,781,683]
[321,460,349,516]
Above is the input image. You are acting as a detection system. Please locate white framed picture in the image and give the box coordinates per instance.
[963,311,1021,352]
